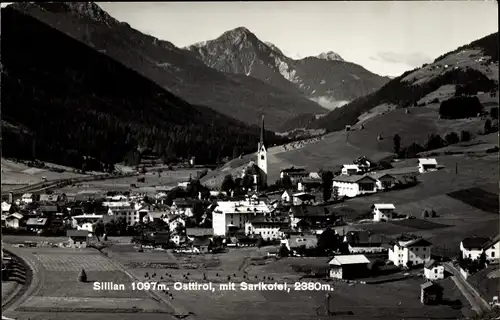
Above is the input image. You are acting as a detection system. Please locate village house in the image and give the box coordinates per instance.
[26,217,49,233]
[4,213,23,229]
[328,254,370,279]
[460,236,492,260]
[424,260,445,280]
[280,167,309,183]
[418,158,438,173]
[420,281,443,305]
[38,205,58,216]
[482,234,500,262]
[297,178,322,192]
[171,198,204,217]
[341,164,361,176]
[292,192,316,206]
[168,215,186,232]
[388,236,433,267]
[192,237,210,253]
[244,216,288,240]
[2,201,12,216]
[289,206,333,230]
[212,197,271,236]
[344,230,386,254]
[282,233,318,251]
[281,190,293,203]
[21,193,35,204]
[353,156,374,173]
[369,173,397,191]
[67,230,89,248]
[105,201,138,226]
[143,211,167,223]
[72,214,103,234]
[186,228,213,241]
[372,203,396,222]
[332,175,378,198]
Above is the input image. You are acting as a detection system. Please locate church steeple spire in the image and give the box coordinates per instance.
[260,114,265,148]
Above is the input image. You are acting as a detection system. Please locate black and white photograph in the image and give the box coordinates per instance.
[0,1,499,319]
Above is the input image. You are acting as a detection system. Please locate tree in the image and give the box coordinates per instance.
[332,187,339,202]
[242,174,254,190]
[317,228,338,254]
[78,269,87,282]
[479,251,487,268]
[393,134,401,154]
[445,132,459,145]
[422,209,429,218]
[430,209,437,218]
[490,107,499,120]
[439,96,484,119]
[425,134,445,150]
[460,130,471,142]
[280,175,292,187]
[279,244,290,258]
[93,222,105,241]
[484,119,492,134]
[221,175,235,193]
[321,171,334,202]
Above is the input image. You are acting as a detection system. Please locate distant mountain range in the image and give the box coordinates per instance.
[307,32,499,132]
[1,5,289,168]
[186,27,390,116]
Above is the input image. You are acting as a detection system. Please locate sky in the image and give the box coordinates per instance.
[2,2,498,77]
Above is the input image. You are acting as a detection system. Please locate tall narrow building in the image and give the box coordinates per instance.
[257,114,268,187]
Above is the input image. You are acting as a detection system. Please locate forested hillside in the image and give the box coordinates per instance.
[1,7,287,169]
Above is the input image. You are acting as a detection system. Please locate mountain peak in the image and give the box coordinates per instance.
[316,51,344,61]
[27,1,118,25]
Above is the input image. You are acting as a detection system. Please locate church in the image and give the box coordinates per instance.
[240,115,268,190]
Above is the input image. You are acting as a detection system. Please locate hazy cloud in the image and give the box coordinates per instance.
[370,52,432,67]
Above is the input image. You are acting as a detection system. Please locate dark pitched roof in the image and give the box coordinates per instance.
[300,179,322,185]
[482,234,500,250]
[248,216,288,226]
[369,172,396,180]
[345,230,383,246]
[332,175,377,183]
[421,281,443,291]
[462,236,490,250]
[281,166,307,173]
[186,228,213,237]
[193,237,211,246]
[403,238,433,247]
[67,230,89,237]
[26,217,48,226]
[424,259,440,269]
[39,205,58,212]
[290,206,330,217]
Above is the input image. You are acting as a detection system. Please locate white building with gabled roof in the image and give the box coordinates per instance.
[373,203,396,222]
[341,164,361,176]
[212,197,271,236]
[388,237,433,267]
[418,158,438,173]
[328,254,370,279]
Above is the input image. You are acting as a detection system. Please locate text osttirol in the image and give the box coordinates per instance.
[240,282,290,292]
[174,282,215,291]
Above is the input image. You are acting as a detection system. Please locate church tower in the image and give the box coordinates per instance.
[257,114,268,187]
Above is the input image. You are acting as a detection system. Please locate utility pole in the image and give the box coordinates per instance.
[455,162,458,174]
[325,292,331,315]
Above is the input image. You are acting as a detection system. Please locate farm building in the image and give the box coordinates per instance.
[167,215,186,233]
[460,236,491,260]
[2,201,12,215]
[328,254,370,279]
[341,164,361,176]
[418,158,438,173]
[332,175,378,198]
[424,260,445,280]
[388,236,432,267]
[281,190,293,203]
[67,230,89,248]
[420,281,443,305]
[372,203,396,222]
[192,237,210,253]
[297,179,322,192]
[4,213,23,229]
[244,216,288,240]
[292,192,316,206]
[343,230,386,254]
[369,173,397,191]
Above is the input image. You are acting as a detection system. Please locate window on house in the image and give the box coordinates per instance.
[261,155,264,160]
[434,269,438,273]
[492,252,495,257]
[415,248,419,251]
